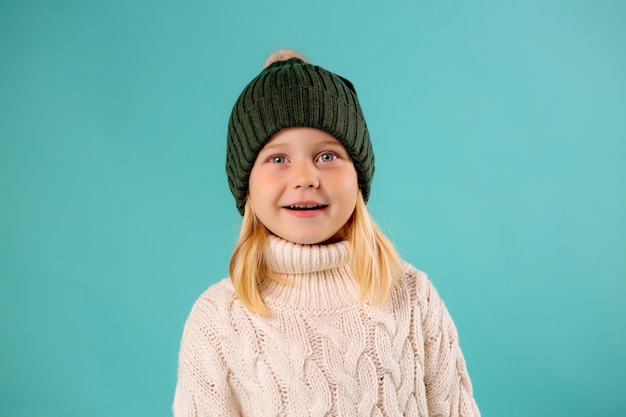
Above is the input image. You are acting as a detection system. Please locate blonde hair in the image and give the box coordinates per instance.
[229,191,404,315]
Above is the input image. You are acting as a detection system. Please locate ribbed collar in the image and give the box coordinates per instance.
[262,236,360,313]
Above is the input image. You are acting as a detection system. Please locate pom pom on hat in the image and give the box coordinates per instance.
[264,49,308,68]
[226,50,375,215]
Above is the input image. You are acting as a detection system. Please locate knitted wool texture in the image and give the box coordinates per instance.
[173,237,480,416]
[226,57,374,215]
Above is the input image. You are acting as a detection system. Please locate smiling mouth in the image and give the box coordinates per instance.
[284,203,328,211]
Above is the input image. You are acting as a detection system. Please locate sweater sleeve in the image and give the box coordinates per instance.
[415,270,480,417]
[173,297,239,417]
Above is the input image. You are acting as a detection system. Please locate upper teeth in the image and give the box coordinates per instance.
[289,203,321,209]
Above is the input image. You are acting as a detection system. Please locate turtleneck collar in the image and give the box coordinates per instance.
[262,235,360,313]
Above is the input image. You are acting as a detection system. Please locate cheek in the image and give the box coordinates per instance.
[248,168,269,197]
[332,171,359,211]
[337,169,359,194]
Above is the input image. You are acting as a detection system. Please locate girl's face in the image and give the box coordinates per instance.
[248,127,359,245]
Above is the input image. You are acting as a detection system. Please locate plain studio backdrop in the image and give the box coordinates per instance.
[1,0,624,416]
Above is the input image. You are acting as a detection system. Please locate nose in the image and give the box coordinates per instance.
[290,161,320,189]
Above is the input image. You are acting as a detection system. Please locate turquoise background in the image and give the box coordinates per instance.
[1,0,624,416]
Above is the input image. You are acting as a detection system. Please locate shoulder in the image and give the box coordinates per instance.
[191,277,236,312]
[398,261,430,297]
[182,277,243,335]
[400,260,425,280]
[195,277,237,307]
[396,261,447,317]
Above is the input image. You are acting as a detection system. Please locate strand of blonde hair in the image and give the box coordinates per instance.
[349,195,404,305]
[228,199,271,315]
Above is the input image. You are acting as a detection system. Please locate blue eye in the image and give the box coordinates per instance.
[269,155,287,164]
[318,153,337,162]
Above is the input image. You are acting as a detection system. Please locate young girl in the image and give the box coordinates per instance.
[173,50,480,416]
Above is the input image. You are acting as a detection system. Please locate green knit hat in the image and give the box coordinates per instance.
[226,50,375,215]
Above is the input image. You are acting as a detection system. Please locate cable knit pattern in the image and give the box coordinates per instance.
[173,237,480,416]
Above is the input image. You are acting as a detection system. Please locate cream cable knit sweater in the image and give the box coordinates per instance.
[173,237,480,416]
